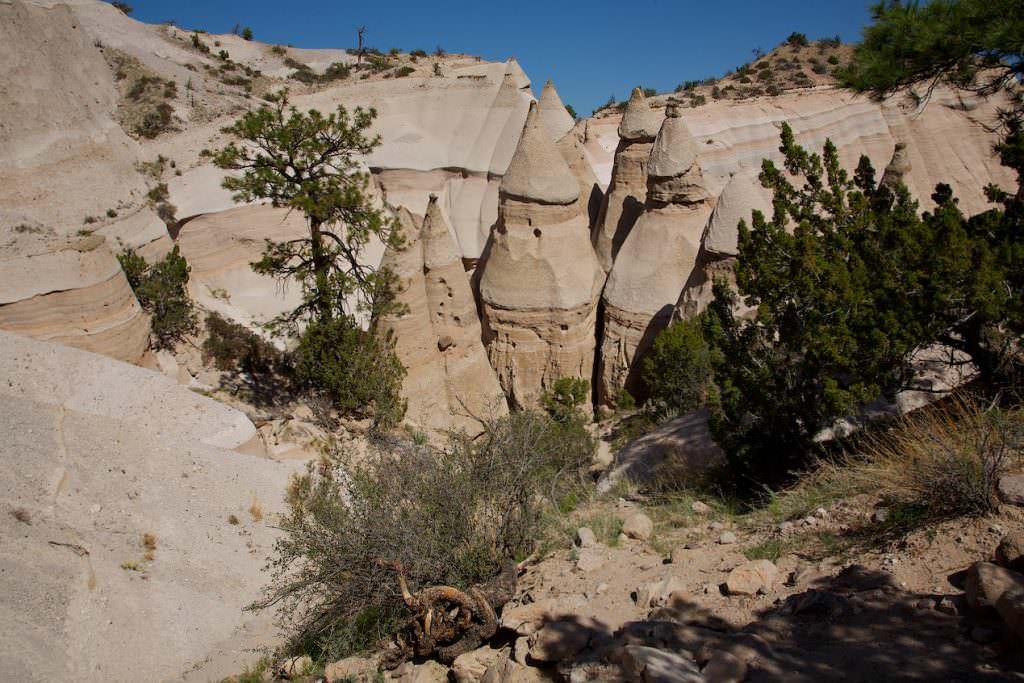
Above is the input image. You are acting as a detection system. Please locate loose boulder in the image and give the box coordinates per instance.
[623,512,654,541]
[725,560,778,596]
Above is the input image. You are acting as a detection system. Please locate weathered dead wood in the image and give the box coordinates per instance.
[377,559,517,668]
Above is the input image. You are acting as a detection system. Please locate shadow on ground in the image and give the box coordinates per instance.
[519,565,1024,681]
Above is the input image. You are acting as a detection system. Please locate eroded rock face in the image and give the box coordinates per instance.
[0,227,149,364]
[420,197,509,427]
[380,203,507,434]
[479,102,604,409]
[598,100,713,406]
[592,88,662,272]
[378,208,451,431]
[674,170,772,320]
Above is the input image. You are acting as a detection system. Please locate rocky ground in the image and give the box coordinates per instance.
[232,470,1024,683]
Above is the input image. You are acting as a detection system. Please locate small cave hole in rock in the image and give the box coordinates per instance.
[533,228,542,238]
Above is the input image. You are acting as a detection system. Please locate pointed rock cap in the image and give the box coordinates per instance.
[880,142,912,190]
[703,173,773,256]
[505,56,531,89]
[422,195,460,269]
[648,99,700,178]
[501,101,580,205]
[379,207,422,278]
[618,87,662,142]
[538,80,576,141]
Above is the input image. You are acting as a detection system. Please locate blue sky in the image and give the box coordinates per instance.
[127,0,875,115]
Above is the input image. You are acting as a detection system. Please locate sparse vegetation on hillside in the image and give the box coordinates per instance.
[102,48,179,138]
[109,1,132,15]
[119,246,197,350]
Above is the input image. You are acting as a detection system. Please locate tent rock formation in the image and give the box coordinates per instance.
[479,102,604,408]
[598,100,713,406]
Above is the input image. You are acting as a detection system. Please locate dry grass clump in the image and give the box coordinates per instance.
[849,396,1022,518]
[142,532,157,561]
[249,497,264,523]
[756,395,1023,527]
[10,507,31,525]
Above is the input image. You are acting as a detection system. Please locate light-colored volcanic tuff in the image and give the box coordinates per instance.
[599,100,714,406]
[479,102,605,409]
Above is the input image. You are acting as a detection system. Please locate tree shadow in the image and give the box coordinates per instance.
[506,565,1024,681]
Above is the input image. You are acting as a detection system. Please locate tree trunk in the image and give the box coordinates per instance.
[310,219,332,321]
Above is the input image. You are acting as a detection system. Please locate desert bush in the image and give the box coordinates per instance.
[271,44,286,55]
[242,26,253,41]
[817,35,841,49]
[119,246,197,349]
[851,397,1023,517]
[293,316,406,431]
[812,62,828,75]
[641,86,657,97]
[136,102,174,138]
[410,49,427,58]
[394,66,414,78]
[323,62,351,81]
[786,32,809,48]
[258,409,594,660]
[110,1,132,15]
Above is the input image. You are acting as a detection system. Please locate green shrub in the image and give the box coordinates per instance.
[294,316,406,431]
[271,44,286,55]
[812,62,828,75]
[410,49,427,58]
[394,66,414,78]
[827,55,840,65]
[258,409,593,660]
[119,246,197,349]
[541,377,591,423]
[643,316,714,414]
[242,27,253,41]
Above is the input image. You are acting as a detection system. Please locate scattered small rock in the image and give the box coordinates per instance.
[995,532,1024,572]
[813,507,829,519]
[691,500,711,515]
[529,620,592,662]
[575,527,597,548]
[623,512,653,541]
[709,521,724,532]
[614,645,703,683]
[635,575,686,608]
[965,561,1024,610]
[576,547,605,573]
[871,508,889,524]
[702,650,747,683]
[936,596,959,616]
[996,585,1024,641]
[725,560,778,596]
[718,531,737,545]
[452,646,504,683]
[802,516,818,527]
[778,521,794,534]
[998,474,1024,506]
